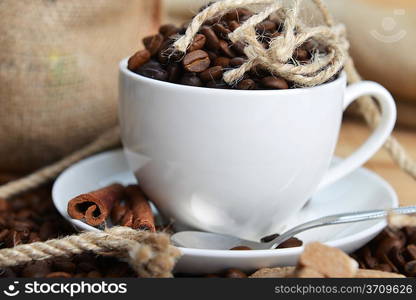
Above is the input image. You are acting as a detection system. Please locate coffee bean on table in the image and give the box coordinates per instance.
[214,56,231,67]
[183,50,211,73]
[143,34,164,56]
[206,80,229,89]
[200,26,220,51]
[261,76,289,89]
[189,34,207,52]
[46,272,72,278]
[138,61,168,81]
[127,50,151,71]
[237,79,256,90]
[180,73,203,87]
[200,66,223,82]
[406,245,416,261]
[405,260,416,277]
[231,41,247,56]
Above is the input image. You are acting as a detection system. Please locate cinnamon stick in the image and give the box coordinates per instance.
[67,184,125,226]
[125,185,155,232]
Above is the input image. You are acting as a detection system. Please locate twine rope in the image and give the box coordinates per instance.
[0,0,415,276]
[0,226,181,278]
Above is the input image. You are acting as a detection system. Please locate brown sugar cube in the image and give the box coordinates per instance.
[250,267,295,278]
[295,267,325,278]
[355,269,405,278]
[297,242,358,278]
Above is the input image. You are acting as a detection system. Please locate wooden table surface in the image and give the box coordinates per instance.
[337,120,416,206]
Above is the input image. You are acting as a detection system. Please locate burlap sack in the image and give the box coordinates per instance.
[0,0,161,173]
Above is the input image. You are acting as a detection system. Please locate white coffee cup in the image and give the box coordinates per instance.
[119,58,396,240]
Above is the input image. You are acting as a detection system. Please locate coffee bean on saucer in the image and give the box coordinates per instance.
[200,26,220,51]
[189,34,207,52]
[228,20,240,32]
[183,50,211,73]
[206,80,229,89]
[200,66,223,82]
[276,237,303,249]
[143,34,164,56]
[180,73,203,87]
[294,48,311,62]
[405,245,416,261]
[138,61,168,81]
[230,246,252,251]
[212,23,231,39]
[261,76,289,89]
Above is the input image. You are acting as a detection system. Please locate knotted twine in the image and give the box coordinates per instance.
[0,0,415,276]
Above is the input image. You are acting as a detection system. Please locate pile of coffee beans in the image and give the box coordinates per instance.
[0,176,136,278]
[128,7,332,90]
[352,227,416,277]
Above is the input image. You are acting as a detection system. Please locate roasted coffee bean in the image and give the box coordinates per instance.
[205,274,220,278]
[53,259,77,274]
[214,56,231,67]
[0,229,9,241]
[256,20,277,33]
[183,50,211,72]
[237,79,256,90]
[22,261,52,278]
[231,41,246,56]
[230,246,252,250]
[228,20,240,32]
[230,57,246,67]
[405,260,416,277]
[189,34,207,52]
[143,34,164,56]
[219,40,236,58]
[224,8,253,22]
[206,80,229,89]
[374,263,393,273]
[224,268,247,278]
[389,247,406,272]
[46,272,72,278]
[374,236,403,259]
[206,51,218,62]
[381,254,399,273]
[276,237,303,249]
[0,198,9,211]
[261,233,279,243]
[180,73,203,87]
[200,26,220,51]
[127,50,151,71]
[87,271,102,278]
[261,76,289,89]
[213,23,231,39]
[406,245,416,261]
[359,246,378,269]
[159,24,179,38]
[138,61,169,81]
[0,268,16,278]
[294,48,311,62]
[200,66,223,82]
[77,262,96,273]
[167,63,182,83]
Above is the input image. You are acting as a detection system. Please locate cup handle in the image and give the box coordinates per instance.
[317,81,397,190]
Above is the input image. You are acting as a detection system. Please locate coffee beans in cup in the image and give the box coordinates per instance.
[127,7,335,90]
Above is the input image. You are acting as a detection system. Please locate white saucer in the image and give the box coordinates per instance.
[52,149,398,274]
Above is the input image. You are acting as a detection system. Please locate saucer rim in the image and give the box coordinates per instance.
[52,149,398,257]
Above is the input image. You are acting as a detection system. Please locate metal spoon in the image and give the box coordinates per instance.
[171,206,416,250]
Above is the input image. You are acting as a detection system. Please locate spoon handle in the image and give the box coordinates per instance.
[269,206,416,249]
